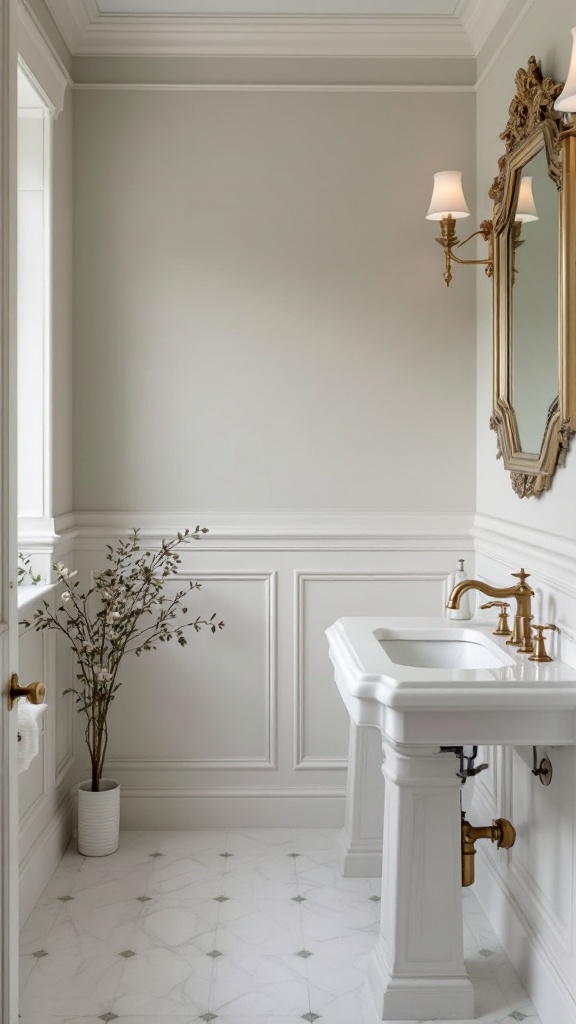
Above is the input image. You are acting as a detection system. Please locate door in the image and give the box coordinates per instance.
[1,2,21,1021]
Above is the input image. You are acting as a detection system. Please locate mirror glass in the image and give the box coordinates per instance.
[511,148,559,453]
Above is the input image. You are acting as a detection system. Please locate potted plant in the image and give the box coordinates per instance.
[21,527,224,855]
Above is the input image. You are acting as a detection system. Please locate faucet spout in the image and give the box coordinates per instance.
[446,568,535,649]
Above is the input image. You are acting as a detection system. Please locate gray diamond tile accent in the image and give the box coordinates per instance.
[295,949,313,958]
[57,895,74,902]
[207,949,223,958]
[292,895,307,903]
[479,948,494,957]
[301,1014,321,1022]
[369,895,381,902]
[509,1013,528,1022]
[32,949,48,959]
[219,852,233,858]
[118,949,136,958]
[199,1014,218,1022]
[214,895,229,902]
[135,895,153,902]
[98,1015,119,1022]
[149,852,164,858]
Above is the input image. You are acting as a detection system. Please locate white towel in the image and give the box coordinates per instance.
[17,699,48,773]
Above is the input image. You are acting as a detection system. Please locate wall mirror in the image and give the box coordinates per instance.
[490,56,576,497]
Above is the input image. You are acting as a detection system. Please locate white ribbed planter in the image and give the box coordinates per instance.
[77,779,120,856]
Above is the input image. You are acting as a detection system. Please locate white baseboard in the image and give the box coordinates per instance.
[337,829,382,877]
[474,848,576,1024]
[19,792,74,926]
[119,788,346,829]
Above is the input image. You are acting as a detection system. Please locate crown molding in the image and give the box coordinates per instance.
[44,0,510,59]
[461,0,509,55]
[18,1,70,115]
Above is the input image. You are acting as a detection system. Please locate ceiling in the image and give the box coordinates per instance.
[43,0,511,58]
[93,0,464,14]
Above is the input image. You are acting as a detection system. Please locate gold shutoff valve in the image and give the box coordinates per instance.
[461,816,516,888]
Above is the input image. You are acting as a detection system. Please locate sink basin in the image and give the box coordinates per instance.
[378,635,511,670]
[326,616,576,745]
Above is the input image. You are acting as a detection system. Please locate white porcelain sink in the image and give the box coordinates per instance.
[327,616,576,745]
[326,616,576,1021]
[378,631,512,670]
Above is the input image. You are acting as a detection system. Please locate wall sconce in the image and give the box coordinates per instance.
[426,170,493,286]
[554,27,576,112]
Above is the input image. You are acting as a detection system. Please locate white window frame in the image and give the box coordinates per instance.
[16,3,68,581]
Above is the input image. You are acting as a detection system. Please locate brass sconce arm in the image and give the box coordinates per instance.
[434,217,494,286]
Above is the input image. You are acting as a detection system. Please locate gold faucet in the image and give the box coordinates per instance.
[446,568,535,652]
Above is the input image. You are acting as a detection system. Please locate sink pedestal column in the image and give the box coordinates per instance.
[338,722,384,877]
[367,739,474,1021]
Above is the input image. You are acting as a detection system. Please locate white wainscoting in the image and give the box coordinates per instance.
[18,585,75,925]
[470,513,576,1024]
[70,510,474,829]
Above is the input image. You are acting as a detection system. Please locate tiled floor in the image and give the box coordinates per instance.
[19,828,543,1024]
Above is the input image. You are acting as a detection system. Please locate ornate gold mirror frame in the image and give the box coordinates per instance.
[490,57,576,497]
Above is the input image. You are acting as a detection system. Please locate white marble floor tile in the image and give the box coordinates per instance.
[18,954,37,996]
[112,946,213,1016]
[291,828,340,850]
[221,867,300,899]
[20,902,64,954]
[41,896,143,957]
[133,896,219,953]
[157,828,229,855]
[220,828,296,856]
[300,885,381,933]
[295,858,374,894]
[19,829,544,1024]
[19,953,124,1019]
[150,857,225,899]
[210,950,309,1017]
[36,864,87,905]
[215,896,305,954]
[306,986,382,1024]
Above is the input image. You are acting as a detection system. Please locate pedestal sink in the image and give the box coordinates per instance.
[326,616,576,1021]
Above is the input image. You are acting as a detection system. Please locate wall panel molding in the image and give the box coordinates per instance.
[472,517,576,1024]
[474,844,576,1024]
[474,513,576,593]
[294,570,448,769]
[106,571,278,772]
[19,791,74,925]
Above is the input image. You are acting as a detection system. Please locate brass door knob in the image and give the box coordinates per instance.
[8,674,46,710]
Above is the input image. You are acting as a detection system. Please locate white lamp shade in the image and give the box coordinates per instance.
[555,27,576,112]
[426,170,471,221]
[515,176,538,222]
